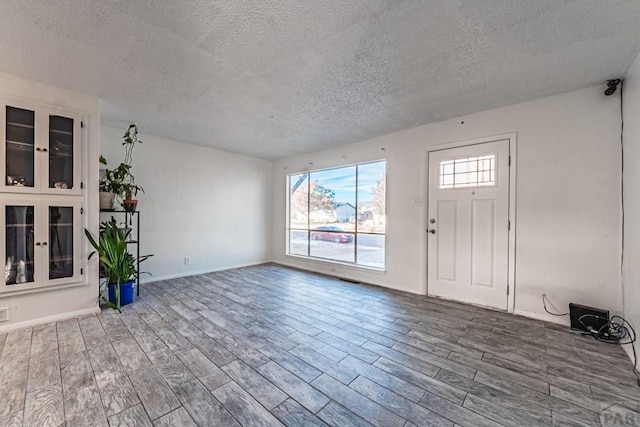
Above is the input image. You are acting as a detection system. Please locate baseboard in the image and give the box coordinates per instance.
[0,305,101,333]
[271,260,422,295]
[513,308,570,326]
[621,342,638,369]
[140,261,269,284]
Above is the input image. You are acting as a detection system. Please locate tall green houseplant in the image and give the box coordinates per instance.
[85,218,152,311]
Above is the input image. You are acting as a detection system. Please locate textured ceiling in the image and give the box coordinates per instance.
[0,1,639,159]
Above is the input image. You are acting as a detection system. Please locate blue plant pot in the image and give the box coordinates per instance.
[108,280,135,306]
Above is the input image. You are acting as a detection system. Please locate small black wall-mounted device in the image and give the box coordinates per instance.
[605,79,621,96]
[569,303,610,333]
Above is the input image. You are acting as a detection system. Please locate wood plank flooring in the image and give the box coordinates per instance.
[1,264,639,426]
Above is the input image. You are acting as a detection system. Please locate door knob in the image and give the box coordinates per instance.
[428,229,436,234]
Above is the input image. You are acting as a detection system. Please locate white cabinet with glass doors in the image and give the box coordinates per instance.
[1,96,85,295]
[1,99,83,195]
[1,199,83,293]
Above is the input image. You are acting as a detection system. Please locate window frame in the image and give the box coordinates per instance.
[286,160,386,270]
[438,152,497,190]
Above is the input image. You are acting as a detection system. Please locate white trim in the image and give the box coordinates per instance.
[513,308,568,326]
[0,305,100,333]
[621,343,636,369]
[424,133,518,312]
[284,253,386,274]
[272,260,419,295]
[139,261,268,284]
[507,135,517,313]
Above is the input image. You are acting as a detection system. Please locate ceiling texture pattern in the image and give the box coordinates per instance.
[0,1,639,159]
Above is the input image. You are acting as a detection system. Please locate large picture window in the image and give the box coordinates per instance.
[288,160,386,269]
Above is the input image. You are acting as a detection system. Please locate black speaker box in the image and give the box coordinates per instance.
[569,303,609,333]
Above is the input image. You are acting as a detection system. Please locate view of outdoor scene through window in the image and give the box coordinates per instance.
[288,160,386,268]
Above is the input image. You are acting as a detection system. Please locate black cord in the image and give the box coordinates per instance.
[621,81,625,286]
[542,294,569,316]
[615,83,639,386]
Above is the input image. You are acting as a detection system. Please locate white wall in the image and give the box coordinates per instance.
[623,51,640,368]
[0,72,100,331]
[100,126,272,281]
[272,86,622,324]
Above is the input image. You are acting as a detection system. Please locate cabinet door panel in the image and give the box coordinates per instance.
[48,206,74,280]
[4,203,36,287]
[2,200,82,293]
[3,102,39,192]
[43,108,82,195]
[45,201,82,285]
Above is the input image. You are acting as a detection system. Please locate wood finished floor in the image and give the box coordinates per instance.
[1,264,639,427]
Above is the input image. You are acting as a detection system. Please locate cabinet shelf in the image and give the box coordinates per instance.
[50,129,73,136]
[7,121,34,129]
[6,140,34,148]
[6,260,34,265]
[6,224,34,228]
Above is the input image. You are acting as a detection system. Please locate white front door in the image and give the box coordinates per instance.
[427,139,510,310]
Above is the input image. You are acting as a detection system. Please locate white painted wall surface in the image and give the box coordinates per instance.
[100,126,273,282]
[272,86,622,324]
[0,72,100,331]
[623,51,640,368]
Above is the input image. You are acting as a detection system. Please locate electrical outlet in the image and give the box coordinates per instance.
[0,307,9,322]
[184,257,191,265]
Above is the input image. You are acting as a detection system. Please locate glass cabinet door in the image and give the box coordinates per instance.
[44,109,81,195]
[48,206,74,280]
[5,105,36,189]
[5,205,35,286]
[48,115,74,191]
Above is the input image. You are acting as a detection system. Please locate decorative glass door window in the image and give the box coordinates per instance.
[439,154,496,189]
[48,115,74,190]
[5,205,35,285]
[5,106,35,188]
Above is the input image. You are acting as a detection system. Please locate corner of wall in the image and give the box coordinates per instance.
[622,49,640,372]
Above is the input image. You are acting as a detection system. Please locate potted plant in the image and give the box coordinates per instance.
[98,124,145,211]
[120,182,144,212]
[85,218,152,310]
[99,156,122,209]
[118,124,144,212]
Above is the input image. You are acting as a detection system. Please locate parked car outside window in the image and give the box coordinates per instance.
[310,226,354,243]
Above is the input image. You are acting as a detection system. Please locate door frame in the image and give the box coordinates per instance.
[423,133,517,313]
